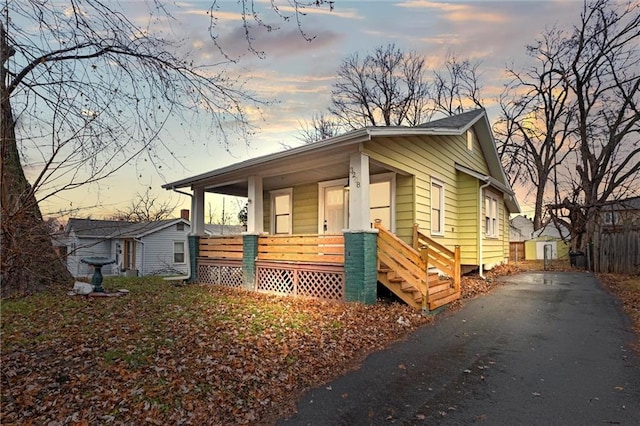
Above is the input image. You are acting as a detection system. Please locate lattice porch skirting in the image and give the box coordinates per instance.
[197,258,243,288]
[256,261,345,301]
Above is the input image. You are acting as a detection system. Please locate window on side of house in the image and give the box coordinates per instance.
[176,222,184,231]
[485,195,499,238]
[466,130,474,151]
[431,179,444,235]
[271,189,293,234]
[604,211,620,225]
[173,241,185,264]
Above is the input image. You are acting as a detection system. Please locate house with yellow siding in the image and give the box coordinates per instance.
[163,109,519,312]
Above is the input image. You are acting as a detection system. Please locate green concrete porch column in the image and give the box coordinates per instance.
[242,234,259,290]
[344,230,378,304]
[187,235,200,283]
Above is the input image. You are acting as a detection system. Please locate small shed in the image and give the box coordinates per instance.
[523,221,570,261]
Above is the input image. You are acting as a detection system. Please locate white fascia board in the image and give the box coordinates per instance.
[162,129,371,190]
[134,218,187,238]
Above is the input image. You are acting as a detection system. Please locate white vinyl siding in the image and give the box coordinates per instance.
[132,223,190,276]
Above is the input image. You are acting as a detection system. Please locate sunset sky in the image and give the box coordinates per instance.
[36,0,585,221]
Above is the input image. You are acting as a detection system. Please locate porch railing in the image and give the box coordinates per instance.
[257,234,344,264]
[256,234,345,300]
[200,235,243,260]
[198,235,243,287]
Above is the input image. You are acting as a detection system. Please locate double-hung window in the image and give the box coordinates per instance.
[485,195,499,237]
[369,174,395,230]
[173,241,185,264]
[604,211,620,225]
[431,179,444,235]
[271,189,293,234]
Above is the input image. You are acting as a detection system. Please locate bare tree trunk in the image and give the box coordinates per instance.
[1,24,73,296]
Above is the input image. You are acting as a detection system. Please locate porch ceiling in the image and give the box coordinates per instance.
[198,145,390,197]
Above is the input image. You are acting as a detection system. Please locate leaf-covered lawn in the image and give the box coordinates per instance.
[598,274,640,352]
[4,267,637,424]
[1,277,430,425]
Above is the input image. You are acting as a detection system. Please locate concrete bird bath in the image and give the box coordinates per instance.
[81,257,116,293]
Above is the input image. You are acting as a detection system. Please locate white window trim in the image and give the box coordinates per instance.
[431,178,445,236]
[318,178,348,234]
[485,193,499,238]
[270,188,293,235]
[173,240,186,264]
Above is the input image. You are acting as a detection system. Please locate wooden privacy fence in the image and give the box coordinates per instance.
[198,235,243,287]
[596,230,640,274]
[256,234,345,300]
[509,242,525,262]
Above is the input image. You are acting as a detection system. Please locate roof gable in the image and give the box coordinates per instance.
[416,109,485,131]
[162,109,518,212]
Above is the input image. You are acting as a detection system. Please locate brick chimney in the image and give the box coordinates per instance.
[180,209,189,220]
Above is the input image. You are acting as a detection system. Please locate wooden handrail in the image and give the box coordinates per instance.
[374,221,428,301]
[412,224,460,292]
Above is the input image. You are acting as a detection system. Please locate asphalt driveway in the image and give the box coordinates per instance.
[279,272,640,425]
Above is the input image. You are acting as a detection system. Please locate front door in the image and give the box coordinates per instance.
[123,239,136,270]
[323,185,347,234]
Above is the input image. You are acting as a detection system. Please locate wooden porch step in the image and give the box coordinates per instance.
[429,290,461,310]
[377,272,423,309]
[429,280,453,295]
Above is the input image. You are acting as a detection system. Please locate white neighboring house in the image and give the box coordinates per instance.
[65,218,191,278]
[509,215,534,242]
[532,221,570,240]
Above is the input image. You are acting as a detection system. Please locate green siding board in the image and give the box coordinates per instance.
[293,183,318,234]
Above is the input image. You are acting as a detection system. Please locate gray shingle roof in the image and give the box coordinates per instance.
[417,109,485,130]
[602,196,640,210]
[67,218,179,238]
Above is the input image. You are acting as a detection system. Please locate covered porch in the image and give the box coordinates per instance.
[163,136,461,311]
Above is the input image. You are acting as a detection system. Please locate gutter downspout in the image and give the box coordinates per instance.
[478,179,491,279]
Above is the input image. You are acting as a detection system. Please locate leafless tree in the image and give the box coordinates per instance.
[0,0,332,296]
[494,28,577,231]
[432,53,484,116]
[328,43,431,129]
[299,46,484,141]
[498,0,639,252]
[112,189,176,222]
[297,112,341,144]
